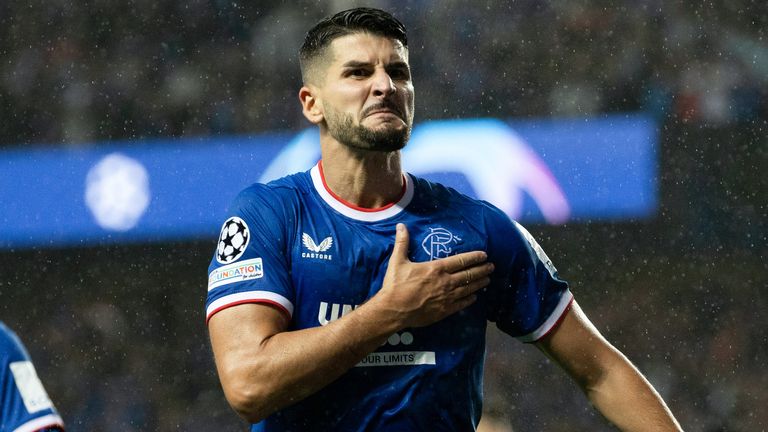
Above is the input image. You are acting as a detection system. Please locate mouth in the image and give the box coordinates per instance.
[368,110,400,118]
[363,105,404,121]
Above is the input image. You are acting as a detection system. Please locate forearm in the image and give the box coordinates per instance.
[585,351,683,432]
[535,301,682,432]
[215,297,403,422]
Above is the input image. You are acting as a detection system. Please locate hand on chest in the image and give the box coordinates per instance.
[292,220,484,299]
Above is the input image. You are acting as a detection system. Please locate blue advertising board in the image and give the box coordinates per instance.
[0,114,657,249]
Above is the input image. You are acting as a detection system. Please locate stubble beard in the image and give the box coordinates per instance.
[325,107,411,152]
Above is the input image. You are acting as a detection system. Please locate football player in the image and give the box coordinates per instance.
[206,7,682,431]
[0,322,64,432]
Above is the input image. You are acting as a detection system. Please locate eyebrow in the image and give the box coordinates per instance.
[341,60,410,69]
[341,60,371,69]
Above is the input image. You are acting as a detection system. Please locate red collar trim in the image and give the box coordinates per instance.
[317,160,407,213]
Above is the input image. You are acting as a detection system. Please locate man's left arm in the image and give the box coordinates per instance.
[535,300,683,432]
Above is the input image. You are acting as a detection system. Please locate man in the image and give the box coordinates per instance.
[0,322,64,432]
[206,7,683,431]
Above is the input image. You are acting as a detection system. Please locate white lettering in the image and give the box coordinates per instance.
[301,252,333,260]
[208,258,264,291]
[318,301,358,326]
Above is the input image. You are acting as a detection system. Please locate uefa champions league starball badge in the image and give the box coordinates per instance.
[216,216,250,264]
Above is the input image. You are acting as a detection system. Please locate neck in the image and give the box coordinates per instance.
[319,142,404,209]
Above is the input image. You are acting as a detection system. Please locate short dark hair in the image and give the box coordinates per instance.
[299,7,408,83]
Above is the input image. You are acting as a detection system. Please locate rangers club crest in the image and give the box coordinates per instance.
[421,227,461,260]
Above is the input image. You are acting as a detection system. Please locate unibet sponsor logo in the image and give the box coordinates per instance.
[317,301,358,325]
[208,258,264,291]
[386,331,414,346]
[318,302,413,342]
[317,301,434,367]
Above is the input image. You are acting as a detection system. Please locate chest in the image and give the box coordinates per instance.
[287,209,487,331]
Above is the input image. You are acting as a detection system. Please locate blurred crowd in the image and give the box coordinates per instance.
[1,1,766,431]
[0,0,766,147]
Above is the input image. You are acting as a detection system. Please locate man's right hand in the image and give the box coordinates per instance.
[374,223,494,328]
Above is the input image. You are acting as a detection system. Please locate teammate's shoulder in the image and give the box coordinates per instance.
[0,321,27,360]
[0,321,17,344]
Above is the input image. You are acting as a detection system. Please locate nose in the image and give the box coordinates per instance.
[371,69,396,97]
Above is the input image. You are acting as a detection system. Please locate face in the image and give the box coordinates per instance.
[306,32,415,152]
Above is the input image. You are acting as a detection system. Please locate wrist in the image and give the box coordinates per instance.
[352,293,406,340]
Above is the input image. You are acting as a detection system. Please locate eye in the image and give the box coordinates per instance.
[347,68,369,78]
[388,67,411,81]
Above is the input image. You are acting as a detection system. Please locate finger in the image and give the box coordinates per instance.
[390,223,411,264]
[438,250,488,273]
[475,262,495,277]
[442,279,488,317]
[449,277,490,299]
[461,277,490,296]
[450,263,494,288]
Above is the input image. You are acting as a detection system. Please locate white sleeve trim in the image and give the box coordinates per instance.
[206,291,294,322]
[516,289,574,343]
[13,413,64,432]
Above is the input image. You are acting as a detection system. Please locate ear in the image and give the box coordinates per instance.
[299,86,324,125]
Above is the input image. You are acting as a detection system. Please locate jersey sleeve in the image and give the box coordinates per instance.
[205,185,295,324]
[0,322,65,432]
[483,206,573,343]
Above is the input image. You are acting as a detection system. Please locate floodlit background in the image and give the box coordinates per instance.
[1,1,766,431]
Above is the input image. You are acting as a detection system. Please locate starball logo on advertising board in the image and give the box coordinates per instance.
[0,115,658,249]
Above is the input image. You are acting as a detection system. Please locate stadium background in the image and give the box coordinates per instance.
[1,1,766,430]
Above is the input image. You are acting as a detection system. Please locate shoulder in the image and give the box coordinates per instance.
[0,321,27,361]
[235,171,308,204]
[409,174,493,212]
[229,171,310,217]
[213,172,309,263]
[411,175,519,232]
[0,321,15,344]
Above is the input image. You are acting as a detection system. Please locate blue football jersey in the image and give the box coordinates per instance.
[206,162,572,431]
[0,322,64,432]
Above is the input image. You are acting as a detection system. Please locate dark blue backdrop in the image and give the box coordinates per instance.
[0,113,657,249]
